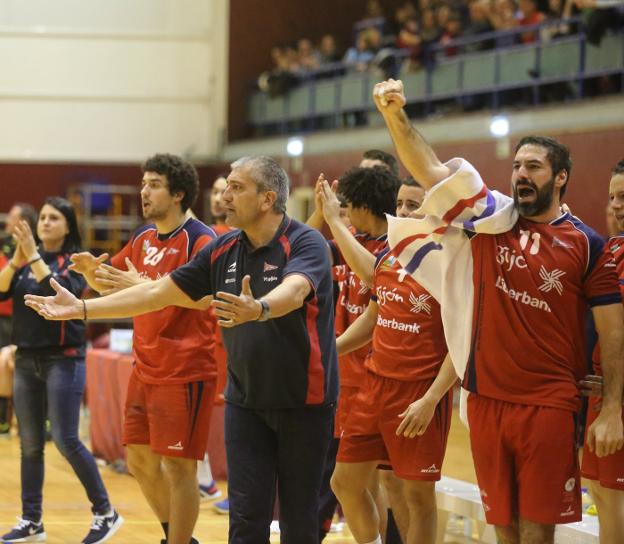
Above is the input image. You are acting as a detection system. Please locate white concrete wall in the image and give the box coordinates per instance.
[0,0,228,163]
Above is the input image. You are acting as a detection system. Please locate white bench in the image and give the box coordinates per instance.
[435,476,599,544]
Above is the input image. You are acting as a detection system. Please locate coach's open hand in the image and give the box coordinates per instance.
[212,275,262,328]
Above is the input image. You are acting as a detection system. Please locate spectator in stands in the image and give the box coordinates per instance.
[319,34,343,64]
[419,8,442,66]
[517,0,546,42]
[395,4,424,71]
[464,0,496,51]
[440,11,464,56]
[298,38,321,72]
[541,0,575,41]
[343,28,381,72]
[257,46,299,97]
[486,0,520,45]
[0,197,122,544]
[355,0,387,37]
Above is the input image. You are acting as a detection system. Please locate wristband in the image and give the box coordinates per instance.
[27,256,42,266]
[82,299,87,321]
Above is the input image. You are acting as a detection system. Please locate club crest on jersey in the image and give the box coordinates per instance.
[409,293,432,315]
[142,240,150,254]
[538,266,565,295]
[263,261,278,272]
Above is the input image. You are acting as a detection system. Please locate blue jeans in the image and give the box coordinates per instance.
[13,354,111,521]
[225,402,334,544]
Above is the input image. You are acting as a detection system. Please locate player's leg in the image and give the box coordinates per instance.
[126,444,170,522]
[161,456,199,544]
[331,460,383,543]
[588,481,624,544]
[517,519,554,544]
[401,480,436,543]
[379,471,408,543]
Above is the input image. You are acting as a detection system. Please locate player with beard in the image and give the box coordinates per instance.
[373,78,624,544]
[580,159,624,544]
[70,154,216,544]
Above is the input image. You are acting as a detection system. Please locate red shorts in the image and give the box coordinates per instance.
[467,394,581,526]
[335,385,360,439]
[123,369,216,460]
[581,396,624,490]
[336,371,452,481]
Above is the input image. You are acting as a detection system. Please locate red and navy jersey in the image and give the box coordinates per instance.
[368,250,447,381]
[111,218,216,385]
[592,234,624,374]
[0,250,86,354]
[464,214,620,412]
[170,215,339,409]
[329,233,388,387]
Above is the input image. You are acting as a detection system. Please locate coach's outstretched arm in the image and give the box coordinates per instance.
[373,79,450,189]
[24,275,210,321]
[587,302,624,457]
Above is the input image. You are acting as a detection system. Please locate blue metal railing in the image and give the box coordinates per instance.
[247,18,624,135]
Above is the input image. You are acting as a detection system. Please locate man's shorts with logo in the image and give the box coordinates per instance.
[337,370,452,480]
[123,369,216,460]
[467,394,582,526]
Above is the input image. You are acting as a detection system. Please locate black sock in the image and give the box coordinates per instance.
[161,521,169,537]
[189,538,199,544]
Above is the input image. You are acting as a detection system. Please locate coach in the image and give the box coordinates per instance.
[25,156,339,544]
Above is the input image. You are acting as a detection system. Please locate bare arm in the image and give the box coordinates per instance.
[336,300,378,355]
[25,275,209,321]
[373,79,450,189]
[396,353,458,438]
[319,179,376,286]
[587,303,624,456]
[306,174,328,231]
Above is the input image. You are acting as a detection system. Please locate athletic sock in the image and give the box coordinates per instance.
[363,536,382,544]
[161,521,169,537]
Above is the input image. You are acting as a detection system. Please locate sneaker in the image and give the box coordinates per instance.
[159,538,200,544]
[81,510,123,544]
[198,480,222,501]
[213,498,229,515]
[1,518,46,542]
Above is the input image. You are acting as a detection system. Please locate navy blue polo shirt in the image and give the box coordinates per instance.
[171,215,339,410]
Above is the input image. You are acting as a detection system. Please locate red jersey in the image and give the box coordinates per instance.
[111,218,216,384]
[329,233,388,387]
[212,223,232,236]
[464,215,620,412]
[367,251,448,381]
[592,234,624,374]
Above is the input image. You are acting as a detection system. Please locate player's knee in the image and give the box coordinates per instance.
[126,447,159,478]
[162,456,196,483]
[379,470,403,497]
[402,481,435,509]
[330,467,355,500]
[518,519,554,544]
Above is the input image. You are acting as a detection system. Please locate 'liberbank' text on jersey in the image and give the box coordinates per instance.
[111,218,217,384]
[170,216,339,409]
[387,159,620,412]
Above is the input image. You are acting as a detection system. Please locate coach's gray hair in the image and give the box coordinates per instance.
[231,156,289,213]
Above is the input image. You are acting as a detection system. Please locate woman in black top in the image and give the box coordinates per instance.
[0,197,122,544]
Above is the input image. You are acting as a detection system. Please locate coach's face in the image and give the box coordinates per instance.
[511,144,566,218]
[609,171,624,232]
[223,167,275,229]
